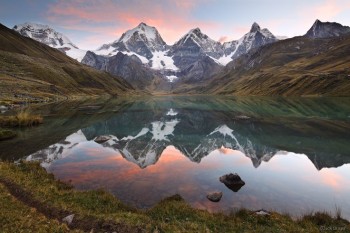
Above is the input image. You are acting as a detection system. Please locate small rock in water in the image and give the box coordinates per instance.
[62,214,75,225]
[219,173,245,192]
[235,115,250,120]
[77,105,101,110]
[94,135,111,143]
[254,209,270,216]
[0,105,8,113]
[206,192,223,202]
[0,105,8,110]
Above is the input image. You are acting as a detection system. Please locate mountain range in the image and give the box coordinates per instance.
[6,19,350,97]
[11,21,279,92]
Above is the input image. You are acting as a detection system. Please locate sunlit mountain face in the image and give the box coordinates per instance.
[18,96,350,219]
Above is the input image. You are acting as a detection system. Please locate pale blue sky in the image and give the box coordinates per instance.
[1,0,349,49]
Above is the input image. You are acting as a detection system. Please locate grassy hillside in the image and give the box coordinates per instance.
[0,24,136,103]
[191,35,350,96]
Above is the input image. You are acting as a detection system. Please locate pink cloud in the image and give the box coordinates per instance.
[313,0,344,20]
[45,0,218,48]
[298,0,350,32]
[218,36,228,43]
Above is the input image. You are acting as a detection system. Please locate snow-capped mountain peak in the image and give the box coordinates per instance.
[96,22,168,60]
[216,22,278,65]
[12,22,89,62]
[13,22,78,49]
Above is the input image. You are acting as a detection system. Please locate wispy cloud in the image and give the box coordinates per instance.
[312,0,345,20]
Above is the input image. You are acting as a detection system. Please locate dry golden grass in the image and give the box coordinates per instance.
[0,109,43,127]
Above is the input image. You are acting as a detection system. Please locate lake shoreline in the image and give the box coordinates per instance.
[0,161,349,232]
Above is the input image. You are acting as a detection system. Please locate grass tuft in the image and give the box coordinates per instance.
[335,204,343,220]
[0,128,17,141]
[0,108,43,127]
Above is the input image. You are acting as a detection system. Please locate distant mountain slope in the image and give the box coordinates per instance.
[82,51,168,91]
[0,23,136,102]
[197,32,350,96]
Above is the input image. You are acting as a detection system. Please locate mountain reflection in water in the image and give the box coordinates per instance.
[7,96,350,219]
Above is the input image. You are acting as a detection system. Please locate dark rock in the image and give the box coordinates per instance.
[206,192,223,202]
[219,173,245,192]
[94,135,111,144]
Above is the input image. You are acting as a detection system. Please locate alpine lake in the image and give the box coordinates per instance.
[1,96,350,220]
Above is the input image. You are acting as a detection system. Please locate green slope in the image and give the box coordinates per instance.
[0,23,136,103]
[196,35,350,96]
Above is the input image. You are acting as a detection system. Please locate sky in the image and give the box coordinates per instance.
[1,0,350,50]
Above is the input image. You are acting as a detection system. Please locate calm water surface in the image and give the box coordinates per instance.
[1,96,350,219]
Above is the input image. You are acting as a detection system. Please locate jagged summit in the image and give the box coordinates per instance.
[138,22,148,27]
[173,27,222,54]
[118,22,164,43]
[250,22,261,32]
[175,27,210,44]
[305,19,350,38]
[190,27,202,34]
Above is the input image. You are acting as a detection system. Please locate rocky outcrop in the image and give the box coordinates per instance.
[94,135,112,144]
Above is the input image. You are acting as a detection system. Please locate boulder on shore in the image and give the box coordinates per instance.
[206,192,223,202]
[62,214,75,225]
[219,173,245,192]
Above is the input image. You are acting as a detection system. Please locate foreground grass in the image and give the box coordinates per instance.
[0,183,77,232]
[0,162,349,232]
[0,109,43,127]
